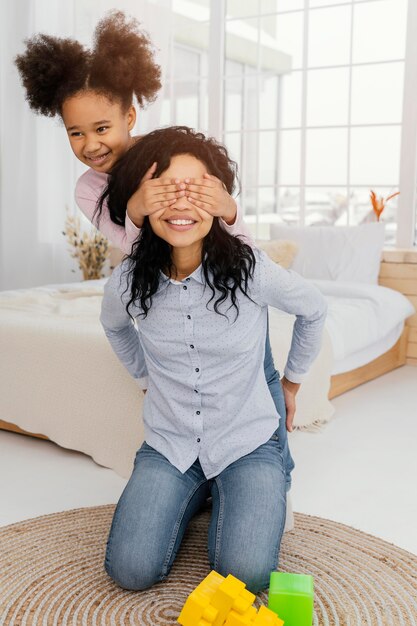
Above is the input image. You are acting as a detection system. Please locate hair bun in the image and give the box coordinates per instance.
[15,34,89,117]
[90,10,161,107]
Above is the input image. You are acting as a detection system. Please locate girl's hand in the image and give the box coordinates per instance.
[184,173,237,225]
[127,162,185,228]
[281,376,300,433]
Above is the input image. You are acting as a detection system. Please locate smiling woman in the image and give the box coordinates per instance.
[98,125,328,594]
[96,125,246,311]
[96,127,243,318]
[148,154,214,270]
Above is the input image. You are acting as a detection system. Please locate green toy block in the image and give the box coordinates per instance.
[268,572,314,626]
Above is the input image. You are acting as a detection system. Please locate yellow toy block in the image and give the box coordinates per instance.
[224,605,284,626]
[178,571,224,625]
[177,571,284,626]
[253,606,284,625]
[232,588,257,615]
[211,575,256,626]
[223,606,258,625]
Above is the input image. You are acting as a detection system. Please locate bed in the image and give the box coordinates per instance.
[269,223,417,396]
[0,237,415,478]
[317,276,413,397]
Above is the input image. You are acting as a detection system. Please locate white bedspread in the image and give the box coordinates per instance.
[313,280,414,373]
[0,280,334,477]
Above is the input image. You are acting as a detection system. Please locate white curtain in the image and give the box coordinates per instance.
[0,0,172,290]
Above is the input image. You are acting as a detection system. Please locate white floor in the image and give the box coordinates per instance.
[1,366,416,555]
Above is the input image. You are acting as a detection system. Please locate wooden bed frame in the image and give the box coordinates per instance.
[1,248,416,440]
[329,248,417,397]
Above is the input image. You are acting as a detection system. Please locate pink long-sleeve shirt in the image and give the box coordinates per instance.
[75,168,254,254]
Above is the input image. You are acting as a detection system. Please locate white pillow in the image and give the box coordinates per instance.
[270,223,385,284]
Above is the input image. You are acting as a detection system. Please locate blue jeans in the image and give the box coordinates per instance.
[264,328,295,491]
[105,435,286,594]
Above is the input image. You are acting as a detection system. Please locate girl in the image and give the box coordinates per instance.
[15,10,294,505]
[15,10,237,255]
[99,126,327,593]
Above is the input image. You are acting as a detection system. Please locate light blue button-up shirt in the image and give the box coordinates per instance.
[100,248,327,479]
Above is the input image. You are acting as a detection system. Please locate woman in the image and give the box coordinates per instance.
[100,126,327,593]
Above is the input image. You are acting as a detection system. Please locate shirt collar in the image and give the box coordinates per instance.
[158,263,205,291]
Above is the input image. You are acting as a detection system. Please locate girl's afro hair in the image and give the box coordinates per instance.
[15,10,161,117]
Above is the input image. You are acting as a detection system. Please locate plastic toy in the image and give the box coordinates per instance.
[178,571,284,626]
[223,605,284,625]
[253,606,284,625]
[268,572,314,626]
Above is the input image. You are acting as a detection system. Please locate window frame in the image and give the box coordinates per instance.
[204,0,417,245]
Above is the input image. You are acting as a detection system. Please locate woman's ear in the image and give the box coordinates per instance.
[127,105,136,131]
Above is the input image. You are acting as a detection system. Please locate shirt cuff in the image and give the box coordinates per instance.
[220,215,237,230]
[125,213,141,238]
[283,367,306,384]
[135,376,149,390]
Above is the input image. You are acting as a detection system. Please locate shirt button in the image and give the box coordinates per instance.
[183,285,187,290]
[187,315,191,319]
[190,344,194,349]
[186,277,190,281]
[195,367,199,372]
[197,438,201,443]
[196,410,200,415]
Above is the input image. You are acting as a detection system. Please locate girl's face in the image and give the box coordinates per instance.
[61,91,136,173]
[149,154,214,250]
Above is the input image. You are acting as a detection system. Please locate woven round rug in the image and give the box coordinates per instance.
[0,505,416,626]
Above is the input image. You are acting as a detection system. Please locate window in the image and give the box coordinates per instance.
[160,1,210,132]
[159,0,417,245]
[220,0,409,242]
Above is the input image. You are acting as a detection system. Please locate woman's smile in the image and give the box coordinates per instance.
[164,214,198,232]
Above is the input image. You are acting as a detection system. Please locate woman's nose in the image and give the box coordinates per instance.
[175,193,193,209]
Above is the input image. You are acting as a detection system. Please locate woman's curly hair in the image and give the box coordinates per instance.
[15,10,161,116]
[97,126,256,319]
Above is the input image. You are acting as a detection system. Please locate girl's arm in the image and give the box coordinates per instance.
[220,203,255,246]
[76,168,255,255]
[254,250,328,384]
[75,170,140,255]
[100,263,148,389]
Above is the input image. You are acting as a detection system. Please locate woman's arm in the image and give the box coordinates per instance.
[100,263,148,389]
[254,250,328,384]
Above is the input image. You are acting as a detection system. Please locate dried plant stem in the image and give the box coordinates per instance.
[63,214,110,280]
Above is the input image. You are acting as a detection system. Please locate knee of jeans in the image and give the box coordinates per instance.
[214,557,270,595]
[104,547,163,591]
